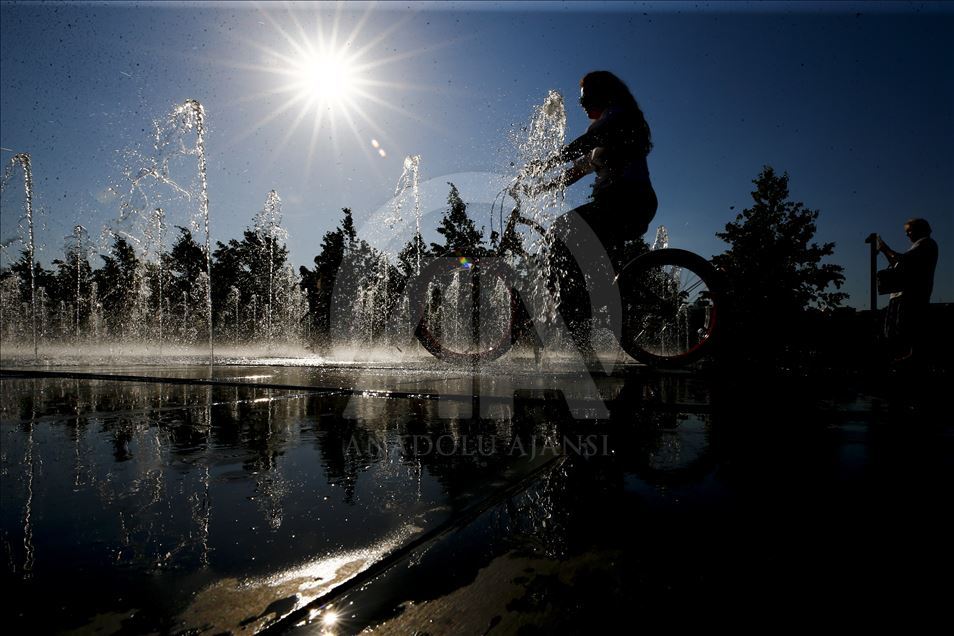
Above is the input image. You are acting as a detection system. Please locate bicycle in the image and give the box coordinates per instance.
[409,180,724,368]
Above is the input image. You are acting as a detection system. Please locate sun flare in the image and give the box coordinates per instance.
[231,5,451,173]
[293,49,359,106]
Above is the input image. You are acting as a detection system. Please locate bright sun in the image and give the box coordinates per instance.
[294,50,358,105]
[235,5,443,173]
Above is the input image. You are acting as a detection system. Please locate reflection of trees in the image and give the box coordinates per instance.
[311,395,410,505]
[251,390,289,530]
[306,393,561,510]
[0,378,316,578]
[395,402,558,509]
[314,416,382,505]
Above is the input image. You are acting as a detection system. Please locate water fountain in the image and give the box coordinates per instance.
[1,153,38,360]
[515,90,567,240]
[150,208,166,350]
[253,190,287,347]
[0,90,622,367]
[95,99,219,361]
[175,99,214,366]
[387,155,423,273]
[509,91,568,338]
[63,224,95,341]
[227,285,241,341]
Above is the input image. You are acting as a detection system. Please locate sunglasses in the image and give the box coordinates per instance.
[578,89,598,110]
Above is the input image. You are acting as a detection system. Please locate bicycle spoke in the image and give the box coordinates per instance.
[619,254,719,363]
[417,263,516,360]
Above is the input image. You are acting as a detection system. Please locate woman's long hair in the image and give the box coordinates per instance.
[580,70,653,155]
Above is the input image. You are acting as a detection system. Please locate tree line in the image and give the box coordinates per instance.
[1,166,848,363]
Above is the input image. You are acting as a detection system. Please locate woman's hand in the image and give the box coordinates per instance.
[522,156,561,176]
[522,180,556,197]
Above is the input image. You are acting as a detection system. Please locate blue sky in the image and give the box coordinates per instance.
[1,1,951,308]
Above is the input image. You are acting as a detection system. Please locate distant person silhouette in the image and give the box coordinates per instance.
[532,71,657,353]
[876,218,938,363]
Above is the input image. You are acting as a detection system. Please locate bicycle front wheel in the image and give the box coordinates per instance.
[410,256,519,364]
[616,248,723,368]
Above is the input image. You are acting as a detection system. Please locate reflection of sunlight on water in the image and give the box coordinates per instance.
[0,377,464,633]
[178,523,422,633]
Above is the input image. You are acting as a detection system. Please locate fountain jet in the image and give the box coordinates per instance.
[1,153,38,360]
[174,99,214,366]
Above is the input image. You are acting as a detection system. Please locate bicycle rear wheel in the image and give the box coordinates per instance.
[410,256,519,364]
[615,248,723,368]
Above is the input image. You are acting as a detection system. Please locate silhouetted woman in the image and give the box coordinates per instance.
[557,70,657,256]
[539,71,658,352]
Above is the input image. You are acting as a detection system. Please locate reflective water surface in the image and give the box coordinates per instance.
[2,369,951,633]
[1,375,558,633]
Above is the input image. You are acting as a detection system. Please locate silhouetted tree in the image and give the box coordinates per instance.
[300,208,352,348]
[161,227,206,340]
[430,183,487,256]
[299,207,402,349]
[52,246,93,335]
[94,234,141,335]
[165,227,206,301]
[712,166,846,366]
[396,232,427,280]
[211,237,248,325]
[8,249,56,306]
[340,205,358,251]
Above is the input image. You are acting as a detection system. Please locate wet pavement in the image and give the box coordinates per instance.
[1,363,951,633]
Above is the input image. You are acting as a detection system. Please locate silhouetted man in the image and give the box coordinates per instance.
[876,218,938,363]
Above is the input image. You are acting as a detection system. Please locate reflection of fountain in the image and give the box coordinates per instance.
[195,384,212,566]
[1,153,38,360]
[253,389,288,531]
[22,395,36,579]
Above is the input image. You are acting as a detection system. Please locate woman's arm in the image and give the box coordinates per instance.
[525,158,591,196]
[563,157,592,186]
[559,119,613,162]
